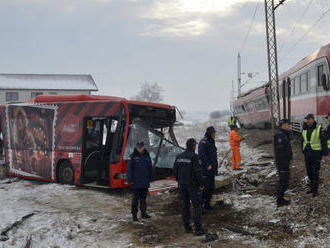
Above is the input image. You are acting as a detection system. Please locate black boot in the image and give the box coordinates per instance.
[184,224,193,233]
[312,191,319,197]
[204,205,214,210]
[194,226,207,236]
[277,198,290,207]
[132,214,139,222]
[141,213,151,219]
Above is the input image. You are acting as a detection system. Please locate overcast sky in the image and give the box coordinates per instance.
[0,0,329,112]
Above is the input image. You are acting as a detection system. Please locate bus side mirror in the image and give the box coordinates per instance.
[322,74,329,91]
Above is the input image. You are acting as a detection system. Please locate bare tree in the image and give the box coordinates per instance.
[132,82,164,103]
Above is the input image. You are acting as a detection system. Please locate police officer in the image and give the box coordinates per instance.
[301,114,328,197]
[274,119,292,207]
[173,138,207,236]
[126,141,153,221]
[198,126,218,211]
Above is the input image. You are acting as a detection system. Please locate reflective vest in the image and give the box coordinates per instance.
[228,119,235,126]
[302,125,322,151]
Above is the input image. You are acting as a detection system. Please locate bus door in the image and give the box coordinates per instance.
[81,117,119,185]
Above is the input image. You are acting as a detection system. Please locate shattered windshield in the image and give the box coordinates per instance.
[123,121,183,169]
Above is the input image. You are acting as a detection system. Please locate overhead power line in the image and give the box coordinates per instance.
[278,0,315,54]
[280,6,330,62]
[239,0,261,53]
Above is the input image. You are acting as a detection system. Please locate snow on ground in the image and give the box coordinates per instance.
[0,179,132,248]
[1,119,328,248]
[174,118,267,167]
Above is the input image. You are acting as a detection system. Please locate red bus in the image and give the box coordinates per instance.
[0,95,183,188]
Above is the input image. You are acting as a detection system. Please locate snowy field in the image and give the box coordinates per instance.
[1,119,329,247]
[0,179,133,248]
[0,119,270,248]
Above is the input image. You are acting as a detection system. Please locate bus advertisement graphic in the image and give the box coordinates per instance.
[7,105,56,179]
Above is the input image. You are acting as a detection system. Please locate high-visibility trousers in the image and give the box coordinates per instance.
[231,146,241,169]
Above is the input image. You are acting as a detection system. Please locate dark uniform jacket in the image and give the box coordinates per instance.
[126,149,153,189]
[300,122,328,157]
[274,128,292,170]
[173,149,204,189]
[198,135,218,176]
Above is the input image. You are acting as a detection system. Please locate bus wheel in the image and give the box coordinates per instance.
[58,161,74,185]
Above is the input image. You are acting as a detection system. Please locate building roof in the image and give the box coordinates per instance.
[0,74,98,91]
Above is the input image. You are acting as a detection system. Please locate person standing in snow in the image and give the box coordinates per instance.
[173,138,207,236]
[230,125,244,170]
[301,114,328,197]
[198,126,218,211]
[274,119,292,207]
[228,116,235,127]
[126,141,153,222]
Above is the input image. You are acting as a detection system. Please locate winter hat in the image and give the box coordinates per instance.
[186,138,197,150]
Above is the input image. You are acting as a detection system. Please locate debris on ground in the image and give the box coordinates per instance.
[0,121,329,247]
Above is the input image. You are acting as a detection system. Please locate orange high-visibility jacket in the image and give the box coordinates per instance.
[230,130,243,148]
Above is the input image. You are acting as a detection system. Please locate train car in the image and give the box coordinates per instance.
[279,43,330,132]
[233,43,330,131]
[233,84,271,129]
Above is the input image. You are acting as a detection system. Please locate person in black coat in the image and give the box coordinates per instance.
[126,141,153,221]
[198,126,218,211]
[173,138,207,236]
[274,119,292,207]
[301,114,328,197]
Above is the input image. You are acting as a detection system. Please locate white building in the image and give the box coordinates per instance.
[0,73,98,103]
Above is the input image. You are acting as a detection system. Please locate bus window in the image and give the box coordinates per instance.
[124,122,162,165]
[102,122,108,146]
[123,121,183,172]
[86,119,102,150]
[157,139,183,169]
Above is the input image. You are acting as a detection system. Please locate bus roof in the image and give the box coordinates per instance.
[33,95,175,110]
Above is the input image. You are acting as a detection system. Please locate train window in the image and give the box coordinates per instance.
[235,105,246,114]
[291,78,295,95]
[245,102,254,113]
[254,97,268,110]
[300,73,308,93]
[295,76,300,95]
[318,65,324,87]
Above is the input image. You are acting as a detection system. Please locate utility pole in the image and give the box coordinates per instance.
[230,80,235,114]
[237,53,242,97]
[264,0,286,146]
